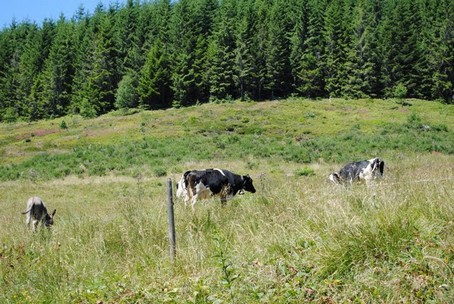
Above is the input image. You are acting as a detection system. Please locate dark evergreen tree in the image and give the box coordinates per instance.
[138,38,171,109]
[295,0,326,98]
[206,0,237,101]
[116,0,142,73]
[343,0,382,98]
[170,0,201,106]
[380,0,423,98]
[323,0,350,97]
[192,0,218,102]
[289,0,308,95]
[234,0,257,101]
[0,22,40,120]
[265,0,293,99]
[87,12,118,116]
[17,23,44,119]
[38,15,75,117]
[430,0,454,103]
[70,6,95,115]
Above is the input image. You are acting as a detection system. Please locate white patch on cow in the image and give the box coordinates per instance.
[213,168,225,176]
[176,175,186,198]
[188,181,214,209]
[359,166,373,182]
[367,157,378,163]
[359,158,382,184]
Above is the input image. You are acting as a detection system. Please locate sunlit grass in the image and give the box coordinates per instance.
[1,153,453,302]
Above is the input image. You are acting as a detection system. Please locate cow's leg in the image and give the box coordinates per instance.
[32,219,39,232]
[25,214,31,229]
[191,195,198,211]
[221,195,227,206]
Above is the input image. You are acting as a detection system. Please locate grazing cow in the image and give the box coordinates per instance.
[21,197,56,231]
[329,157,385,185]
[176,168,256,209]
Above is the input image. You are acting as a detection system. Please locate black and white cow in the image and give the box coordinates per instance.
[21,196,56,231]
[176,168,256,209]
[329,157,385,185]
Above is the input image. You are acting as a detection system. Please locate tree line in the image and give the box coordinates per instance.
[0,0,452,122]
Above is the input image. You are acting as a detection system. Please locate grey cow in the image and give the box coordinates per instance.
[329,157,385,185]
[22,196,56,231]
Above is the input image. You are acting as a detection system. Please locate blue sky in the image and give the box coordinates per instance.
[1,0,118,29]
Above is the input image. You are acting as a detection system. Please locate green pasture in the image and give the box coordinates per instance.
[0,98,453,181]
[0,98,453,303]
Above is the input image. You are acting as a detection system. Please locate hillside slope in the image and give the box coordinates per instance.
[1,98,453,181]
[0,98,453,303]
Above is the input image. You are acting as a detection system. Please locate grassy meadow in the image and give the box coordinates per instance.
[0,98,453,303]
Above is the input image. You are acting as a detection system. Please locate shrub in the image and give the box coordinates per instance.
[295,167,315,176]
[60,120,68,129]
[394,83,407,99]
[153,167,167,177]
[115,74,138,110]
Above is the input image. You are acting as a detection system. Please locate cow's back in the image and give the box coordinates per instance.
[339,160,370,181]
[30,197,48,219]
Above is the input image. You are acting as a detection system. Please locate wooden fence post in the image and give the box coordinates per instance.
[167,178,176,262]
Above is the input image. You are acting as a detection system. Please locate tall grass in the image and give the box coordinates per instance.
[1,99,453,302]
[1,154,453,303]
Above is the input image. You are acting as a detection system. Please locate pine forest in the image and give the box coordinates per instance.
[0,0,453,122]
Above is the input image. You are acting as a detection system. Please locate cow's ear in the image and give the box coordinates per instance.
[51,209,56,217]
[379,161,385,175]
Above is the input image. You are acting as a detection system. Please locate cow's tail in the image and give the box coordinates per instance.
[21,207,31,214]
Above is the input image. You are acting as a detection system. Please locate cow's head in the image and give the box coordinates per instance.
[329,172,341,184]
[370,158,385,178]
[360,157,385,181]
[242,175,256,193]
[44,209,56,228]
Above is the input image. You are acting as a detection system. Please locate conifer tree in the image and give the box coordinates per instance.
[79,11,118,116]
[38,16,75,117]
[117,0,142,73]
[343,0,382,98]
[250,0,270,100]
[170,0,201,106]
[206,0,237,101]
[138,38,171,109]
[70,6,95,115]
[323,0,350,97]
[380,0,422,98]
[430,0,453,103]
[296,0,326,98]
[17,23,46,119]
[234,0,257,101]
[265,0,293,99]
[289,0,308,95]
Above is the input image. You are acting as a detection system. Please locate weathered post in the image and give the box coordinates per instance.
[167,178,176,262]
